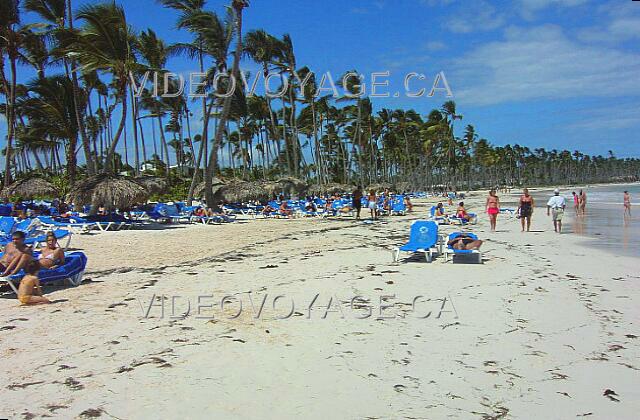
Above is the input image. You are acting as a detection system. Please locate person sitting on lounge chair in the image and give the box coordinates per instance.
[279,201,294,218]
[435,202,446,217]
[304,196,317,213]
[194,207,206,217]
[17,260,50,305]
[262,203,277,216]
[447,234,483,250]
[456,202,471,223]
[38,231,65,269]
[1,231,34,276]
[404,196,413,212]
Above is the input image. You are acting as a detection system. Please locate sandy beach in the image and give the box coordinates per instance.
[1,192,639,419]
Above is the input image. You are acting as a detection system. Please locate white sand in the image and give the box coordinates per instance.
[1,193,639,419]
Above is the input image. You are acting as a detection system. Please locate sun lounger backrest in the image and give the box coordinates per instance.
[409,221,438,247]
[0,216,16,235]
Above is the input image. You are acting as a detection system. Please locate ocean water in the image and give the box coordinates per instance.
[558,184,639,258]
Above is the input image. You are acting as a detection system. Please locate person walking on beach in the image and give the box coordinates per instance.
[353,186,363,220]
[367,189,377,220]
[518,188,535,232]
[579,189,587,215]
[485,189,500,232]
[547,188,566,233]
[572,191,579,215]
[624,191,631,217]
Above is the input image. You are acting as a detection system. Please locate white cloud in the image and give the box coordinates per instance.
[451,25,640,106]
[577,3,640,44]
[443,1,505,33]
[425,41,446,51]
[517,0,588,18]
[566,105,640,131]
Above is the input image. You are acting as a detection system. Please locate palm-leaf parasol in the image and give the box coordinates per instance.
[67,175,149,211]
[0,177,59,200]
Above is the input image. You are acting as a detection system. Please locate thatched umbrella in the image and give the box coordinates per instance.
[266,177,308,197]
[368,182,393,192]
[394,182,412,193]
[1,177,59,200]
[133,176,168,195]
[67,175,150,211]
[308,183,354,196]
[214,180,270,203]
[194,177,226,198]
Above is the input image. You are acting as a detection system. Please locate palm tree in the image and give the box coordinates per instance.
[204,0,248,207]
[0,0,24,185]
[58,1,138,174]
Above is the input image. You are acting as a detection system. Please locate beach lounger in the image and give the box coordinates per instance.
[1,251,88,295]
[444,232,482,264]
[429,206,448,224]
[393,220,441,263]
[37,215,94,234]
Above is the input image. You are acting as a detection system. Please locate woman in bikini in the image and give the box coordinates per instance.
[38,232,65,269]
[485,189,500,232]
[456,202,470,223]
[518,188,535,232]
[624,191,631,217]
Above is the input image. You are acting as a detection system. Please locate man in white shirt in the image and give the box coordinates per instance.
[547,188,566,233]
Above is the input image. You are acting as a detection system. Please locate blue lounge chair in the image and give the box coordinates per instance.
[2,251,88,295]
[390,197,407,216]
[393,220,441,262]
[0,216,17,236]
[444,232,482,264]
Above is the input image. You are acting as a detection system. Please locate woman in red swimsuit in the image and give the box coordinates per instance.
[485,189,500,232]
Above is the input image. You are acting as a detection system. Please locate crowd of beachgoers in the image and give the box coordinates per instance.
[0,184,634,308]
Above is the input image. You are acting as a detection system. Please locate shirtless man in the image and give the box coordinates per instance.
[447,234,483,250]
[1,231,33,276]
[352,186,363,220]
[17,259,50,305]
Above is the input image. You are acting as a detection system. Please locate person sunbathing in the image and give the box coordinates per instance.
[404,196,413,212]
[447,234,483,250]
[456,202,471,222]
[262,203,277,215]
[1,231,33,276]
[279,201,294,217]
[17,259,50,305]
[435,202,447,216]
[38,232,65,269]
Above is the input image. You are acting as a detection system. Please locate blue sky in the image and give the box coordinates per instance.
[3,0,640,166]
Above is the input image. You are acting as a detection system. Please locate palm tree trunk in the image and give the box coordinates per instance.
[3,55,18,186]
[103,87,128,174]
[67,0,95,176]
[205,2,245,207]
[129,89,140,175]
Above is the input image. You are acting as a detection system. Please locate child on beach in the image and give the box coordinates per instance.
[17,260,50,305]
[367,190,377,220]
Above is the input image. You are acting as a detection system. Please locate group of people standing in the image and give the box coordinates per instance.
[484,186,634,234]
[571,190,588,215]
[483,187,581,234]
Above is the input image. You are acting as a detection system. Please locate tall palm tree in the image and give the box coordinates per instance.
[204,0,248,207]
[58,1,138,174]
[0,0,23,185]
